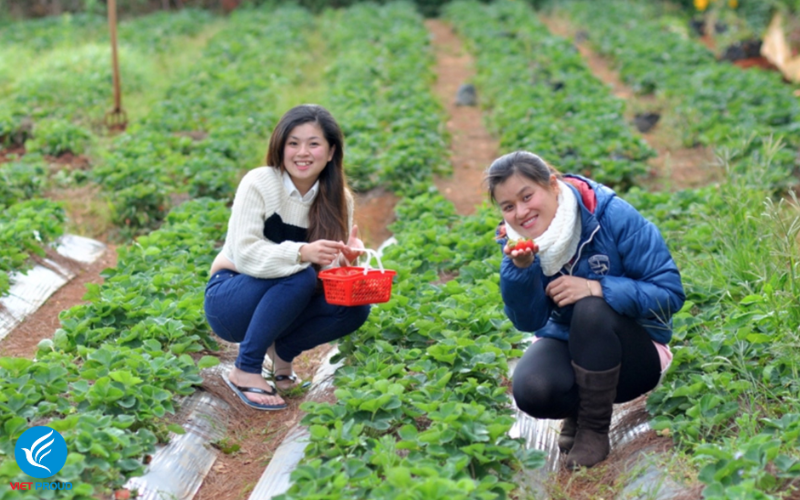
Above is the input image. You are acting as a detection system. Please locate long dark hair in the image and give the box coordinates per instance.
[266,104,348,244]
[484,151,561,203]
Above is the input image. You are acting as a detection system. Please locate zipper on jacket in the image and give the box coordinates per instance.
[569,224,601,276]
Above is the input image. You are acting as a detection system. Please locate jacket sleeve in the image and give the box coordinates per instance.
[499,255,552,332]
[599,199,685,325]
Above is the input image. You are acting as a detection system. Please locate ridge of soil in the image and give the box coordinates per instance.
[427,19,500,215]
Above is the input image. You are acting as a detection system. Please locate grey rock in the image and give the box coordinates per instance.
[455,83,477,106]
[633,112,660,133]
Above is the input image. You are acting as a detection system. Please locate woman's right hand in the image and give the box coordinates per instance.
[504,243,536,268]
[299,240,348,267]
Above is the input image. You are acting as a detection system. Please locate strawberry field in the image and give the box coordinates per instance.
[1,1,799,499]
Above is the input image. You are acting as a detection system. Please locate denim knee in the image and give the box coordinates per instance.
[289,266,319,294]
[348,304,371,329]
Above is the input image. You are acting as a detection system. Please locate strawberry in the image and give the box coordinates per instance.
[506,238,538,253]
[516,238,538,252]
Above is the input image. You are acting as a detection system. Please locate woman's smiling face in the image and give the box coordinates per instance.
[494,173,559,239]
[283,122,335,195]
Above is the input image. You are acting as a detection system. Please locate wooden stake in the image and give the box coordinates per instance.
[106,0,127,131]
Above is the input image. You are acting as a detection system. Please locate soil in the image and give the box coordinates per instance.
[427,19,500,215]
[0,145,26,164]
[353,187,400,249]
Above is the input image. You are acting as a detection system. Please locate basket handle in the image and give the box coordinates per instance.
[356,248,386,275]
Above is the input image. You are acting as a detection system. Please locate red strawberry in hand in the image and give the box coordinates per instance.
[505,238,538,254]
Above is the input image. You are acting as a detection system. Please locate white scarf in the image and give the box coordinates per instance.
[505,180,582,276]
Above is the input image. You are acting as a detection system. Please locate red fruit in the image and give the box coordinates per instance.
[115,490,131,500]
[519,239,538,252]
[506,238,538,253]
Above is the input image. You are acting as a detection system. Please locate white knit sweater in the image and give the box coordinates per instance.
[221,166,354,279]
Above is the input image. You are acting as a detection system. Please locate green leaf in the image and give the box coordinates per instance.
[3,417,27,438]
[197,356,220,370]
[109,370,143,386]
[167,424,186,435]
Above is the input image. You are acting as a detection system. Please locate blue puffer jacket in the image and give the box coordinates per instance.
[498,175,685,344]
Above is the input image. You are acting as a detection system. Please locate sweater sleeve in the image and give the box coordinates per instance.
[224,169,310,279]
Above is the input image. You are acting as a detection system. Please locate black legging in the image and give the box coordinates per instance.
[512,297,662,420]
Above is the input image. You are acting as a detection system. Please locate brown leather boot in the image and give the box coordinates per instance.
[557,412,578,453]
[565,362,620,470]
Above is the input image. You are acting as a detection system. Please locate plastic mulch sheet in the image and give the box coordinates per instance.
[248,347,343,500]
[125,392,230,500]
[0,234,106,342]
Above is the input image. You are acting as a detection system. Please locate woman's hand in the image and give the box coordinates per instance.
[340,225,365,265]
[545,276,602,307]
[504,242,536,268]
[299,240,348,267]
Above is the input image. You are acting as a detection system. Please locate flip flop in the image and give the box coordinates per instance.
[273,372,312,391]
[222,373,287,411]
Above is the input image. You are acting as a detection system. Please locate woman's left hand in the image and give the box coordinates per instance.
[340,225,365,265]
[545,276,602,307]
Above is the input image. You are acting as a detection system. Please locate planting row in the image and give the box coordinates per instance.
[444,0,654,191]
[272,7,542,497]
[557,0,800,189]
[90,5,314,235]
[322,3,449,193]
[0,198,227,499]
[1,5,317,496]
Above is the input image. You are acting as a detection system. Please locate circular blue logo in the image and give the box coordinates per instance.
[14,426,68,478]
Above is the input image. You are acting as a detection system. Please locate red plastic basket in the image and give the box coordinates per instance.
[318,250,396,306]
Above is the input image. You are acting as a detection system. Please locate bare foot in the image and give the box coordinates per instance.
[228,367,285,407]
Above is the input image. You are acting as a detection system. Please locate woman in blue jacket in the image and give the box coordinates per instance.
[486,151,685,469]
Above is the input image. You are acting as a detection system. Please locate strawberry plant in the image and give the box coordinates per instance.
[322,3,449,194]
[445,0,654,190]
[0,198,65,296]
[559,0,800,191]
[624,148,800,497]
[0,198,227,497]
[25,118,93,156]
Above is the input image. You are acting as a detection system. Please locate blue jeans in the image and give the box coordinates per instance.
[204,267,370,374]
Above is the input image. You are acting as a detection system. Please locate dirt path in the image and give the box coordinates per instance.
[0,244,117,358]
[427,19,500,215]
[541,14,720,192]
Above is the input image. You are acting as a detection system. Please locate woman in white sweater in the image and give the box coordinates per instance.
[205,105,369,410]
